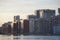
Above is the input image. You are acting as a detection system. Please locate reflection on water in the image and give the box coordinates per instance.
[0,35,60,40]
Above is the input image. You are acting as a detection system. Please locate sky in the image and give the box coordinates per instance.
[0,0,60,25]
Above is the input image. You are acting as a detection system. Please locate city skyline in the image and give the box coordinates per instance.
[0,0,60,25]
[0,8,60,35]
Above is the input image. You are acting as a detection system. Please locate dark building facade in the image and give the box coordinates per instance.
[23,20,29,34]
[0,27,3,34]
[13,22,21,35]
[28,15,36,19]
[28,15,36,33]
[51,15,60,35]
[33,19,40,34]
[2,22,12,34]
[14,15,20,22]
[58,8,60,14]
[13,15,22,35]
[35,9,55,19]
[34,9,55,35]
[39,19,53,35]
[35,10,40,18]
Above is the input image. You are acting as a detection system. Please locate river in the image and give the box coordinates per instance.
[0,35,60,40]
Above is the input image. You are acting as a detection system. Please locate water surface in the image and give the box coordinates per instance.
[0,35,60,40]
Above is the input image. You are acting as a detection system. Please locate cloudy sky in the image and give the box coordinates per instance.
[0,0,60,25]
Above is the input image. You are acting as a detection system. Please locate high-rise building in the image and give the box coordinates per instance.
[58,8,60,14]
[35,9,55,19]
[2,22,12,34]
[34,19,40,34]
[14,15,20,22]
[13,15,22,35]
[53,25,60,35]
[35,10,40,18]
[23,19,29,34]
[29,19,35,33]
[0,27,3,34]
[34,18,53,35]
[13,22,21,35]
[52,15,60,35]
[28,15,36,19]
[28,15,36,33]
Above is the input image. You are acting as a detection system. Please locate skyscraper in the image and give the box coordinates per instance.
[35,9,55,19]
[28,15,36,34]
[13,15,21,35]
[14,15,20,22]
[2,22,12,34]
[35,10,40,18]
[58,8,60,14]
[23,19,29,34]
[28,15,36,19]
[52,15,60,35]
[34,19,40,34]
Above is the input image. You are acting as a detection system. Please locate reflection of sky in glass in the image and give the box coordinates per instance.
[0,0,60,25]
[40,10,43,18]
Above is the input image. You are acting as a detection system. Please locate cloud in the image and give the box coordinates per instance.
[0,0,60,24]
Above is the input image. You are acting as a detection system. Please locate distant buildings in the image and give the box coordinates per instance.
[13,22,21,35]
[39,18,54,35]
[35,10,40,18]
[35,9,55,19]
[33,18,53,35]
[27,9,56,35]
[13,15,22,35]
[0,27,3,34]
[2,22,12,34]
[58,8,60,14]
[0,8,60,35]
[52,11,60,35]
[53,25,60,35]
[23,19,29,34]
[28,15,36,19]
[14,15,20,22]
[33,19,40,34]
[28,15,36,34]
